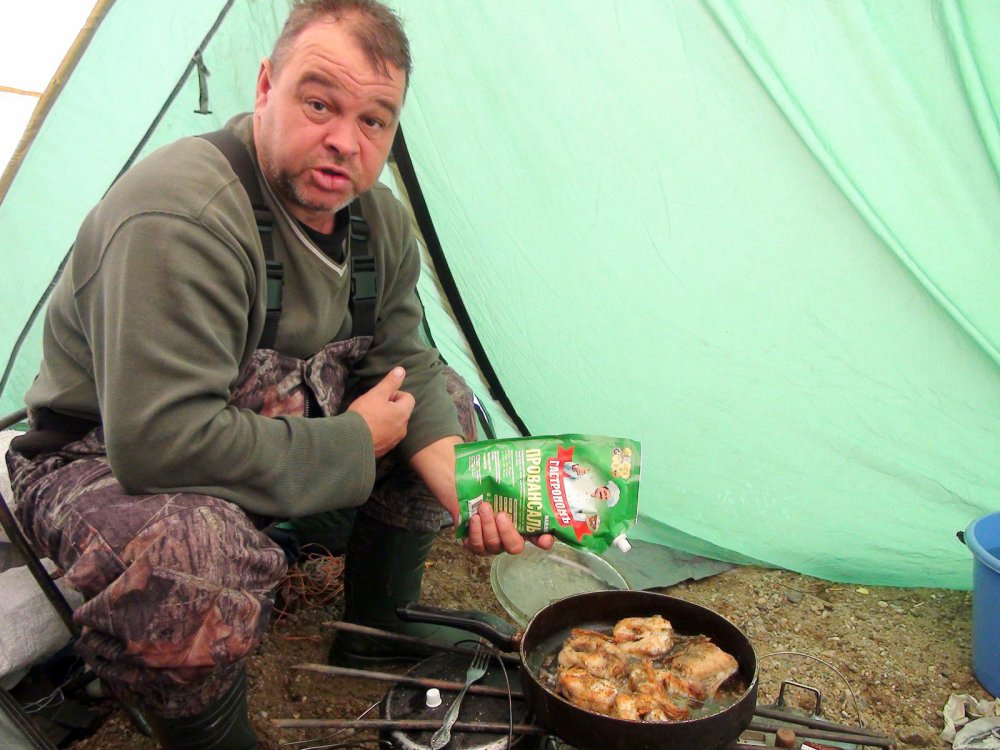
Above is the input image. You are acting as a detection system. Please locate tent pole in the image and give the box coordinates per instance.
[0,0,116,205]
[391,126,529,436]
[0,0,240,408]
[115,0,238,179]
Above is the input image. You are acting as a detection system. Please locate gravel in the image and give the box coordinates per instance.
[66,532,985,750]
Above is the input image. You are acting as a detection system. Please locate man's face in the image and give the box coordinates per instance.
[591,486,611,501]
[253,18,405,232]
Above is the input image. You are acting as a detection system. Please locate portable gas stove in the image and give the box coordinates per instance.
[376,654,896,750]
[379,651,545,750]
[277,625,897,750]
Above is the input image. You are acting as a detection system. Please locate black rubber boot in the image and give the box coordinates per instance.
[272,508,358,559]
[142,669,258,750]
[328,514,474,667]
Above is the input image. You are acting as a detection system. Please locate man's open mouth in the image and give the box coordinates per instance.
[312,166,351,190]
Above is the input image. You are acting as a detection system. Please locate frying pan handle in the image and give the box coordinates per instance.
[396,603,520,651]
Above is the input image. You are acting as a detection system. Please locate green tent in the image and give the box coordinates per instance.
[2,0,997,589]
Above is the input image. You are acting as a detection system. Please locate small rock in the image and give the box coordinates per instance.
[856,587,869,595]
[785,589,804,604]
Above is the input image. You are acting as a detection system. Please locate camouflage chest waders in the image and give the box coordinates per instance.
[4,335,475,718]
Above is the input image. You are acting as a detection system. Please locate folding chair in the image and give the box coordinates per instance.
[0,410,148,745]
[0,409,78,640]
[0,409,84,747]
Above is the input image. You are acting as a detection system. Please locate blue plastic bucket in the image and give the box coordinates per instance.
[965,512,1000,697]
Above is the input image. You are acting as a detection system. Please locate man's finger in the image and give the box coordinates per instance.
[393,390,416,414]
[494,511,525,554]
[475,502,503,553]
[373,366,405,397]
[465,510,486,556]
[529,533,556,550]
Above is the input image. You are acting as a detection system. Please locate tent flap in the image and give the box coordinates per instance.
[1,0,998,589]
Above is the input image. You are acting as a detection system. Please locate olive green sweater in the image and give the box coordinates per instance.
[25,114,461,517]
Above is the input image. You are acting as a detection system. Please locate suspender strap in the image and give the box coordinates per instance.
[199,129,283,350]
[348,202,377,339]
[199,131,376,346]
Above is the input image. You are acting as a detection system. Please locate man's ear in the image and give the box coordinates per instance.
[255,59,273,110]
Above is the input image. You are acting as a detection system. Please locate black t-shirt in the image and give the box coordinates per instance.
[297,207,350,264]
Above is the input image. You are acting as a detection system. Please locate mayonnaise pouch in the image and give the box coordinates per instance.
[454,434,640,554]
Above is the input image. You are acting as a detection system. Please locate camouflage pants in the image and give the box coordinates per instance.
[6,435,285,717]
[4,339,476,717]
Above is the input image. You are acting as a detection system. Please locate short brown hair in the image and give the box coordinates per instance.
[270,0,411,90]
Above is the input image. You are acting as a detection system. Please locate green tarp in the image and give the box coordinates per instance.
[1,1,997,589]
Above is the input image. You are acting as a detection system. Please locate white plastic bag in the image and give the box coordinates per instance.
[0,561,82,680]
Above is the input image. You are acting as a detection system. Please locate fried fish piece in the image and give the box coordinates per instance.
[558,628,629,679]
[611,615,675,657]
[613,691,686,721]
[556,665,619,714]
[627,661,691,720]
[665,638,739,697]
[655,666,708,701]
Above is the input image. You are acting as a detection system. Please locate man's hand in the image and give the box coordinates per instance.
[465,501,555,556]
[408,438,556,557]
[348,367,415,457]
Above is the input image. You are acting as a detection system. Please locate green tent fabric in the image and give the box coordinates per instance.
[1,0,997,589]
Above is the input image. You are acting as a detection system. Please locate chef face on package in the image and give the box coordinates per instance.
[455,434,640,554]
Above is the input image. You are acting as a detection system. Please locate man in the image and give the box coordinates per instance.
[4,2,551,748]
[564,464,621,514]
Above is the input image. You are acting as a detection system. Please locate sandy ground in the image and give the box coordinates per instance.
[63,532,986,750]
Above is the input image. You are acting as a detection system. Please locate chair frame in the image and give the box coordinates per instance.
[0,408,79,638]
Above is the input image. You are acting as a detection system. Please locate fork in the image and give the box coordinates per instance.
[429,642,491,749]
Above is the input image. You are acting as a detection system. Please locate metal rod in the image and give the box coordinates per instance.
[0,1,112,203]
[0,408,27,430]
[323,621,520,663]
[271,717,547,735]
[0,684,58,750]
[293,663,525,700]
[0,490,79,638]
[753,705,887,738]
[748,718,895,748]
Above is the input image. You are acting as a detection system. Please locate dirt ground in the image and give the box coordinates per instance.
[66,532,984,750]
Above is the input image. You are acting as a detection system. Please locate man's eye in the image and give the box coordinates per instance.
[363,117,386,131]
[307,100,327,113]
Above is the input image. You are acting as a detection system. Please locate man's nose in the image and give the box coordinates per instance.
[323,117,360,157]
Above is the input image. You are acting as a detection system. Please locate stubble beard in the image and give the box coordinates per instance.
[260,150,355,220]
[274,169,354,217]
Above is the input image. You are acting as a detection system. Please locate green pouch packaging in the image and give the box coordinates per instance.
[455,434,640,554]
